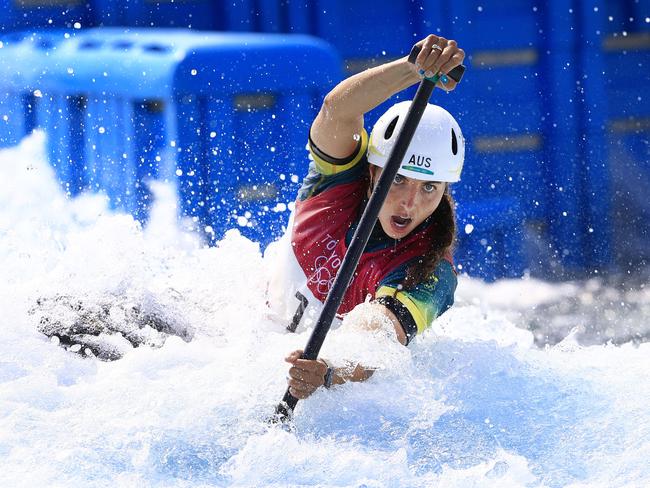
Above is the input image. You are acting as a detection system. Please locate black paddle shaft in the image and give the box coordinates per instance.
[274,52,466,422]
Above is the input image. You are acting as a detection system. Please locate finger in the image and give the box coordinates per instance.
[288,366,302,381]
[288,379,316,399]
[288,366,311,381]
[421,37,448,76]
[288,377,311,390]
[289,386,312,400]
[415,34,440,67]
[292,358,327,374]
[289,367,325,387]
[437,53,465,90]
[439,51,465,75]
[429,48,454,79]
[284,349,304,363]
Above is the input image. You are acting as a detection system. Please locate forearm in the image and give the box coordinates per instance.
[329,362,375,386]
[322,56,420,122]
[310,56,420,158]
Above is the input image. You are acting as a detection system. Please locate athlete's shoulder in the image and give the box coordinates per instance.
[308,128,369,176]
[297,129,370,201]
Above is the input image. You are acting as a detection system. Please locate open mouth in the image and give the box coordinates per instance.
[391,215,412,230]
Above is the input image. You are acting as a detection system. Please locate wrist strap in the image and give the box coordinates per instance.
[321,359,334,389]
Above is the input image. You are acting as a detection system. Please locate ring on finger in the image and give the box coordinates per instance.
[431,44,443,52]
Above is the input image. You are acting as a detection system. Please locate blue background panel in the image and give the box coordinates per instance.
[0,0,94,32]
[40,93,87,197]
[456,198,526,280]
[442,0,597,274]
[608,127,650,267]
[578,0,650,270]
[104,0,222,30]
[309,0,447,131]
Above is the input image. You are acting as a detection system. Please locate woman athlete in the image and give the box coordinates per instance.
[265,34,466,399]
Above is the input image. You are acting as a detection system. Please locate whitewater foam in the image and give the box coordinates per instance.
[1,133,649,487]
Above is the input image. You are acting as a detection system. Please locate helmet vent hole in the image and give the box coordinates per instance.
[384,116,399,140]
[451,128,458,155]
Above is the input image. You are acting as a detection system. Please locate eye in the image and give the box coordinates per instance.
[393,174,405,184]
[423,182,437,193]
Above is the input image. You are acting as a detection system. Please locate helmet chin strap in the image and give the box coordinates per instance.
[367,166,379,198]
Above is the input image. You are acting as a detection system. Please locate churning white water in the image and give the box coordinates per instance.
[1,133,648,487]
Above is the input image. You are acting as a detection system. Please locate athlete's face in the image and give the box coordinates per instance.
[368,165,446,240]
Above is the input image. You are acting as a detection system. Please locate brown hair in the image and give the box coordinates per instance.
[399,189,456,290]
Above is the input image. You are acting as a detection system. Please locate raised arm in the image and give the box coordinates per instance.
[310,34,465,159]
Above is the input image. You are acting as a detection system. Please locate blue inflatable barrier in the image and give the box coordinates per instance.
[0,30,73,149]
[170,32,341,242]
[33,28,341,243]
[0,32,30,147]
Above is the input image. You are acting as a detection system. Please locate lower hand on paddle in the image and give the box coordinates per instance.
[285,350,329,399]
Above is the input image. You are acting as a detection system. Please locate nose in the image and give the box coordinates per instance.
[399,183,419,211]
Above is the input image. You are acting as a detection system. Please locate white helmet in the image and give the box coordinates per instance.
[367,101,465,182]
